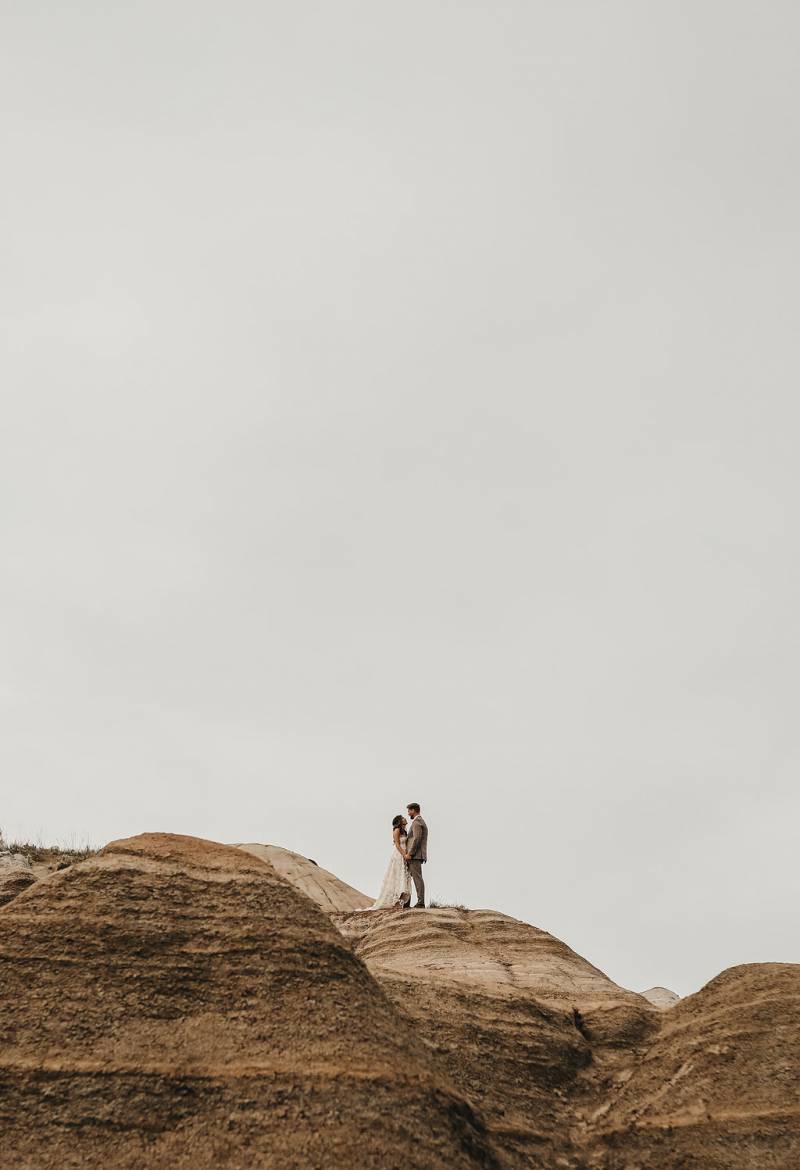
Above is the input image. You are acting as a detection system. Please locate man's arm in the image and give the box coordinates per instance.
[406,821,419,859]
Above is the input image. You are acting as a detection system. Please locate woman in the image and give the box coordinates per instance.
[365,814,412,910]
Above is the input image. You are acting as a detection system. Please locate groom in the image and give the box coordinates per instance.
[405,803,428,909]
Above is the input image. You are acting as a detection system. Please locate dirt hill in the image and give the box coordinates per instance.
[2,835,798,1169]
[335,906,659,1168]
[0,834,499,1169]
[640,985,681,1009]
[234,842,371,911]
[333,907,800,1169]
[592,962,800,1169]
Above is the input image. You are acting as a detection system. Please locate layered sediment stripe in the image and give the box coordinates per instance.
[0,833,501,1170]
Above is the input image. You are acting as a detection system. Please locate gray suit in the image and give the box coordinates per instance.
[406,815,428,907]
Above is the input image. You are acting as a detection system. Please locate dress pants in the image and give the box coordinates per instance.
[408,859,425,907]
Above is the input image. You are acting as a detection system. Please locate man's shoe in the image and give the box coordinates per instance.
[412,903,425,909]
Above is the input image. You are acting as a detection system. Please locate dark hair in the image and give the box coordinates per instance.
[406,802,420,814]
[392,815,405,829]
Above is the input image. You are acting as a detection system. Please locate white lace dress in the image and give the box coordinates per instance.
[367,832,411,910]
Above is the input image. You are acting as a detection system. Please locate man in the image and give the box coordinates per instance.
[405,803,428,909]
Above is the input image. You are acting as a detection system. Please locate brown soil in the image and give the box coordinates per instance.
[0,868,37,906]
[334,907,800,1169]
[590,962,800,1169]
[0,834,500,1169]
[2,836,798,1169]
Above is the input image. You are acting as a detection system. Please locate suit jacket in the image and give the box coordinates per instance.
[407,815,428,863]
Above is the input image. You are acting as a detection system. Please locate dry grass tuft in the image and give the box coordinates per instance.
[0,830,96,868]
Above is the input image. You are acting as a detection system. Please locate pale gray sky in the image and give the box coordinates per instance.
[2,2,798,997]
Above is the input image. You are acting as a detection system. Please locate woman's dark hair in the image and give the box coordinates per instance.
[392,814,405,830]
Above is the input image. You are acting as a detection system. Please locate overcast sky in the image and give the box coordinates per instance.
[3,2,798,998]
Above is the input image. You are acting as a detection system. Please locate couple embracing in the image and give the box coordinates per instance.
[366,802,428,911]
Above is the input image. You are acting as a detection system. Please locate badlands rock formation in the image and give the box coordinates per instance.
[2,835,798,1169]
[594,963,800,1169]
[234,842,371,911]
[333,908,800,1169]
[335,907,659,1168]
[0,850,32,870]
[640,985,681,1009]
[0,850,36,907]
[0,834,500,1169]
[0,867,36,907]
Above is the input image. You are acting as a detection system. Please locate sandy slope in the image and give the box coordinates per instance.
[333,906,800,1169]
[640,985,681,1009]
[335,907,659,1168]
[590,962,800,1169]
[2,836,797,1169]
[0,834,500,1169]
[234,842,371,911]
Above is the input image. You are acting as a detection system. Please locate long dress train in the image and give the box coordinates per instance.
[366,832,411,910]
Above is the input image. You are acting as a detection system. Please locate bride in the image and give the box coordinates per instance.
[365,814,412,910]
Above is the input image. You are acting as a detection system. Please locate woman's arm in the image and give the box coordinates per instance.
[393,827,408,859]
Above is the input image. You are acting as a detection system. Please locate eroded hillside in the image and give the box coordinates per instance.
[334,906,800,1169]
[335,907,659,1168]
[0,835,500,1169]
[1,835,798,1169]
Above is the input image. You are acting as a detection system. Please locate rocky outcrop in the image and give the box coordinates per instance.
[335,907,657,1050]
[640,985,680,1009]
[590,963,800,1169]
[335,909,659,1167]
[336,907,644,1003]
[0,850,31,871]
[0,868,36,906]
[0,834,501,1169]
[333,908,800,1169]
[2,836,797,1169]
[0,851,35,907]
[234,842,371,911]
